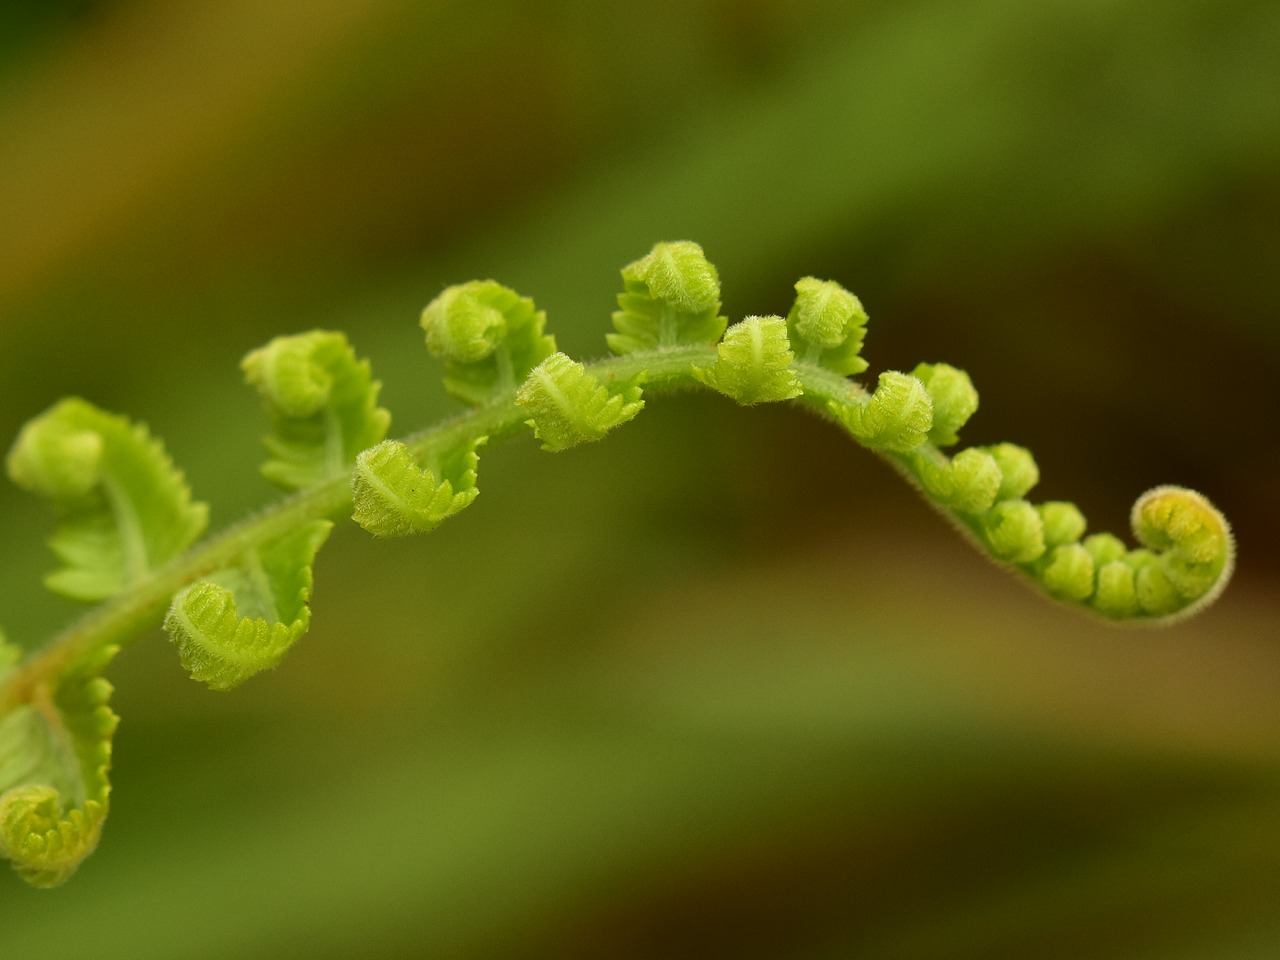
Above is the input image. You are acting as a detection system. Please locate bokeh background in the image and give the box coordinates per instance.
[2,1,1279,956]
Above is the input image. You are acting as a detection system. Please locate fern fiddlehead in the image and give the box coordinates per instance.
[0,240,1234,887]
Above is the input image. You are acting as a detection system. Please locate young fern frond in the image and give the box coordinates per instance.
[0,640,116,888]
[242,331,392,490]
[420,280,557,406]
[692,315,802,405]
[352,438,484,536]
[517,352,645,451]
[5,399,209,602]
[911,362,979,447]
[608,240,728,354]
[785,276,869,374]
[981,442,1041,500]
[910,447,1002,515]
[0,239,1235,887]
[1126,486,1234,619]
[830,370,935,452]
[163,521,332,690]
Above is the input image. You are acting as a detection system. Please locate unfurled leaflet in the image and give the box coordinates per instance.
[421,280,557,406]
[692,315,802,405]
[911,363,978,447]
[785,277,869,375]
[163,520,332,690]
[517,352,645,451]
[830,371,933,452]
[0,640,117,888]
[242,331,391,490]
[352,437,484,537]
[608,241,728,355]
[5,399,208,602]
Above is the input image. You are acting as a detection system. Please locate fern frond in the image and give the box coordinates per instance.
[980,499,1048,564]
[1036,543,1096,601]
[911,363,979,447]
[420,280,557,406]
[910,447,1002,515]
[608,241,728,354]
[242,331,391,490]
[981,443,1041,500]
[5,399,208,601]
[692,315,802,405]
[163,521,331,690]
[829,371,933,452]
[1039,501,1087,547]
[0,643,117,888]
[889,397,1232,620]
[0,238,1241,889]
[352,438,484,537]
[786,276,869,375]
[1126,486,1234,621]
[517,352,645,451]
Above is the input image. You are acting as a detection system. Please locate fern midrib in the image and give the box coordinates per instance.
[100,475,149,586]
[241,549,281,623]
[531,361,586,434]
[323,407,346,480]
[30,682,86,807]
[0,344,870,713]
[355,452,425,525]
[169,596,285,668]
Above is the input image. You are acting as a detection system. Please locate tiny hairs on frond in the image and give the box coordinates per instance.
[5,399,208,602]
[352,437,484,537]
[242,331,391,490]
[1126,486,1234,621]
[163,520,331,690]
[692,315,802,405]
[830,371,933,452]
[517,353,644,451]
[981,499,1047,564]
[0,644,117,888]
[973,486,1235,621]
[877,359,1234,622]
[911,363,978,447]
[1039,501,1087,547]
[421,281,557,406]
[910,447,1001,515]
[608,241,728,355]
[786,277,869,375]
[981,443,1040,500]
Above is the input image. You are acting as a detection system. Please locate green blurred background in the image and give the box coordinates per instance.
[2,1,1279,956]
